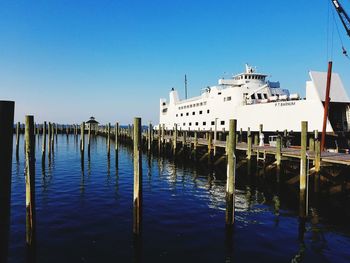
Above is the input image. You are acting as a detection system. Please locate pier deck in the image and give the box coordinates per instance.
[165,136,350,166]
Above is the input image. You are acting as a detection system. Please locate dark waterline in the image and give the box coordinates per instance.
[5,134,350,262]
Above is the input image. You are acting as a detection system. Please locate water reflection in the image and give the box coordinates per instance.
[0,195,10,263]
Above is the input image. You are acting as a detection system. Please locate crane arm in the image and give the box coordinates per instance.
[331,0,350,37]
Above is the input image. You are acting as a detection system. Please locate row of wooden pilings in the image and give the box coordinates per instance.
[0,100,316,261]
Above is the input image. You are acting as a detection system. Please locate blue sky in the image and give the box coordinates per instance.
[0,0,349,125]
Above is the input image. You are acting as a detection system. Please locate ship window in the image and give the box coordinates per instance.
[176,114,178,117]
[250,94,255,99]
[211,121,215,125]
[162,108,168,113]
[203,122,206,125]
[199,110,203,114]
[195,122,198,126]
[226,96,231,101]
[183,123,185,126]
[192,112,195,115]
[257,93,262,99]
[196,103,199,106]
[263,94,268,99]
[200,102,203,106]
[207,110,210,113]
[162,102,166,106]
[221,121,225,125]
[181,113,183,116]
[189,122,192,126]
[245,75,247,79]
[218,92,222,95]
[186,112,189,116]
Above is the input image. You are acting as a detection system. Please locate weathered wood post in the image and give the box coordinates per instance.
[161,124,165,146]
[48,122,52,157]
[42,121,47,161]
[226,119,237,225]
[158,124,161,154]
[208,131,213,162]
[107,123,111,157]
[51,123,55,150]
[88,123,91,157]
[315,140,321,172]
[309,133,315,152]
[25,115,36,245]
[214,119,218,156]
[81,122,85,153]
[173,124,177,155]
[16,122,20,160]
[0,101,14,263]
[276,135,282,166]
[239,128,243,143]
[115,122,119,166]
[247,128,252,160]
[254,133,259,146]
[300,121,308,218]
[147,123,152,152]
[133,117,142,235]
[193,130,198,159]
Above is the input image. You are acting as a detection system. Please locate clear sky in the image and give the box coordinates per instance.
[1,0,349,125]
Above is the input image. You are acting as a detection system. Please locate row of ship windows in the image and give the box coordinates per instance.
[178,101,207,110]
[234,75,265,80]
[182,120,225,126]
[176,109,210,117]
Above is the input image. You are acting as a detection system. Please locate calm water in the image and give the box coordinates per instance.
[5,134,350,262]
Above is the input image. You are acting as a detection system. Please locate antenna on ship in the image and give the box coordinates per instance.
[185,74,188,99]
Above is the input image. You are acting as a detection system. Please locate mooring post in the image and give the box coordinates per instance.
[16,122,20,160]
[315,140,321,172]
[88,123,91,157]
[42,121,47,161]
[133,117,142,235]
[115,122,119,153]
[208,131,213,161]
[161,124,165,145]
[81,122,85,153]
[48,122,52,157]
[147,123,152,152]
[182,130,186,149]
[225,134,229,155]
[194,131,198,157]
[25,115,36,245]
[276,135,282,166]
[107,123,111,157]
[247,128,252,160]
[309,135,314,152]
[0,101,14,263]
[226,119,237,225]
[239,128,243,143]
[214,119,218,156]
[173,124,177,155]
[300,121,308,218]
[254,133,258,146]
[51,123,55,148]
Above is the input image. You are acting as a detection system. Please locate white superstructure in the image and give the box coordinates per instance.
[159,65,350,133]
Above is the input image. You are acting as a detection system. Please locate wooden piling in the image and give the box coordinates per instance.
[0,101,14,263]
[276,135,281,166]
[208,131,213,161]
[16,122,20,160]
[42,121,47,160]
[88,123,91,157]
[226,119,237,225]
[25,115,35,245]
[247,128,252,160]
[254,133,258,146]
[173,124,177,155]
[115,122,119,153]
[81,122,85,153]
[133,117,142,235]
[48,122,52,157]
[107,123,111,157]
[315,140,321,172]
[300,121,308,218]
[147,123,152,152]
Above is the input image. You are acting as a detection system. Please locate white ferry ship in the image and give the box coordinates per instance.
[159,65,350,133]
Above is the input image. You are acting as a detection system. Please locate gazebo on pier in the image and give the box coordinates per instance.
[86,116,99,132]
